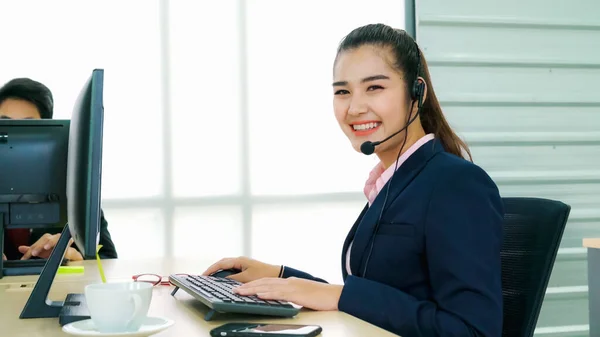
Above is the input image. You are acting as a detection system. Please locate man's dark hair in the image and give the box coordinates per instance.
[0,78,54,119]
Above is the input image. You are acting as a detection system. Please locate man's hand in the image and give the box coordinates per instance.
[2,253,5,261]
[234,277,343,311]
[19,233,83,261]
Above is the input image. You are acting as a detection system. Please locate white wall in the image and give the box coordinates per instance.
[0,0,407,285]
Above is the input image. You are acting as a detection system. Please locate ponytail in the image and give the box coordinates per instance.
[418,55,472,161]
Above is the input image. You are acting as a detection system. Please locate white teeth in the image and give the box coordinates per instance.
[353,122,380,131]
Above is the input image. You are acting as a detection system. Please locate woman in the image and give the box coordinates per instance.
[203,23,503,337]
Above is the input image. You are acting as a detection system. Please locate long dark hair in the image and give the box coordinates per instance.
[334,23,472,161]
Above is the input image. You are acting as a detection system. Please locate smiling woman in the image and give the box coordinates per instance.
[331,34,470,167]
[203,23,505,337]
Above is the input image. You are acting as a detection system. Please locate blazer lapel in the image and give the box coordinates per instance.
[349,139,443,277]
[341,204,368,280]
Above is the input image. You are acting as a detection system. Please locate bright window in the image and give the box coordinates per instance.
[101,207,165,259]
[0,0,164,200]
[252,200,367,285]
[168,1,242,198]
[246,0,404,195]
[173,205,243,261]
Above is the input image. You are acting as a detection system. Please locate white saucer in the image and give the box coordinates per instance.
[62,316,174,337]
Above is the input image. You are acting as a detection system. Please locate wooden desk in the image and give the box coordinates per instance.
[0,259,395,337]
[583,239,600,337]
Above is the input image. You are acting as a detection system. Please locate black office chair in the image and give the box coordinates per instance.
[500,197,571,337]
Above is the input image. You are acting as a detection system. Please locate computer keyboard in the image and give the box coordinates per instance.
[1,258,69,277]
[169,274,299,320]
[4,259,48,268]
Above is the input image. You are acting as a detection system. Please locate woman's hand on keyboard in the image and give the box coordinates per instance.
[202,256,280,283]
[234,277,343,311]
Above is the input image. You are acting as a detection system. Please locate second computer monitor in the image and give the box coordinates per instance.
[67,68,105,259]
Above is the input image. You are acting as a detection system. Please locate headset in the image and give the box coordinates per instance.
[359,37,425,278]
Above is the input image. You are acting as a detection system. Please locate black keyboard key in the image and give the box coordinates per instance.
[188,284,214,299]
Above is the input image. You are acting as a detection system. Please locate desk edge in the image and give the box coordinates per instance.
[583,238,600,249]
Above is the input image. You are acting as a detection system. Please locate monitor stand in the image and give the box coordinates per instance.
[19,224,91,325]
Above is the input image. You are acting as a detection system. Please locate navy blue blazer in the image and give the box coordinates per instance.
[282,138,504,336]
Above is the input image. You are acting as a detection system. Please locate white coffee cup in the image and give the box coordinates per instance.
[85,281,153,333]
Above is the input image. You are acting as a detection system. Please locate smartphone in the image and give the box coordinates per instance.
[209,322,322,337]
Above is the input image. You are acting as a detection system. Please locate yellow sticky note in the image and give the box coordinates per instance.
[96,244,106,283]
[58,266,85,274]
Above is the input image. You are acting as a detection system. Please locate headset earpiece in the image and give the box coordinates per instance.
[413,79,425,109]
[411,79,420,100]
[412,41,424,109]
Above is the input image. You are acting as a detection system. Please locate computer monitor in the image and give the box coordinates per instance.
[0,119,69,276]
[19,69,105,325]
[67,68,105,259]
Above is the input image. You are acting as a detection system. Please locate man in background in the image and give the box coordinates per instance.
[0,77,118,260]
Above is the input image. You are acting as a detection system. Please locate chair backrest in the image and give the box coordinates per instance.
[500,197,570,337]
